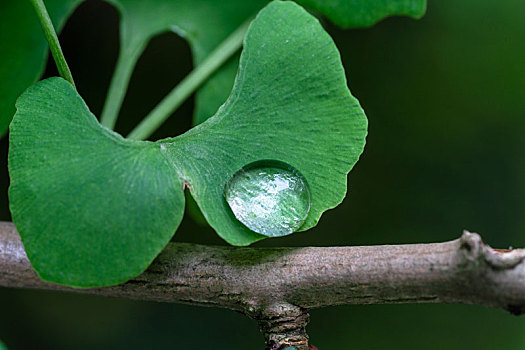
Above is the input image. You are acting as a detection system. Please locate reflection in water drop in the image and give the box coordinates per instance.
[224,161,311,237]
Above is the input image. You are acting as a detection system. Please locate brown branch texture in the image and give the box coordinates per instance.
[1,221,525,349]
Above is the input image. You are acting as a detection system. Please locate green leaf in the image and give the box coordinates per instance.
[159,1,368,245]
[299,0,427,28]
[9,1,366,285]
[0,0,81,137]
[8,77,185,287]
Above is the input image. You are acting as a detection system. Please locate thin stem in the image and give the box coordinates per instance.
[100,43,146,129]
[29,0,75,87]
[127,20,252,140]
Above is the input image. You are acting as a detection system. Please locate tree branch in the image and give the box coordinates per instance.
[1,221,524,349]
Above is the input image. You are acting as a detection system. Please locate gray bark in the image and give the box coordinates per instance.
[1,221,524,349]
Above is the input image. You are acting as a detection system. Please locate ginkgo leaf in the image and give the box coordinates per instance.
[159,1,368,245]
[9,78,185,287]
[9,1,367,286]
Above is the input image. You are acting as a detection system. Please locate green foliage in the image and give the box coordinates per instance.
[159,1,367,245]
[4,0,424,287]
[99,0,266,129]
[0,0,426,135]
[9,1,366,286]
[299,0,426,27]
[0,0,81,137]
[1,0,523,348]
[9,78,185,287]
[187,0,427,125]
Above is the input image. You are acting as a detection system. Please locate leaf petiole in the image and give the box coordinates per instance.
[99,42,146,130]
[29,0,75,88]
[126,19,252,140]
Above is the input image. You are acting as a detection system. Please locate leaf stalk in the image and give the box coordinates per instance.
[99,43,146,129]
[29,0,76,87]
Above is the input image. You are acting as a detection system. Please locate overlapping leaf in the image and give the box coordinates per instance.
[193,0,426,124]
[0,0,426,136]
[9,1,367,286]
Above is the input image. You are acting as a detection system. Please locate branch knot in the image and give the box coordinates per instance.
[460,230,525,270]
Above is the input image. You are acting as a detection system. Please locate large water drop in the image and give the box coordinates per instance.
[224,161,311,237]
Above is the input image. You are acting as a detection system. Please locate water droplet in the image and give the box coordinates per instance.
[224,161,311,237]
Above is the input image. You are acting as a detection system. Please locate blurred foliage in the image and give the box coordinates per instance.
[0,0,82,136]
[0,0,425,135]
[0,0,524,348]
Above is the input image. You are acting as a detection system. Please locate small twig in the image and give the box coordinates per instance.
[1,222,524,348]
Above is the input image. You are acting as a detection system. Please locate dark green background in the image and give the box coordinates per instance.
[1,0,524,348]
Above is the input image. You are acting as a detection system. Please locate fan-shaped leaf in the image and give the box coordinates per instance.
[9,78,185,287]
[159,1,368,245]
[9,1,367,285]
